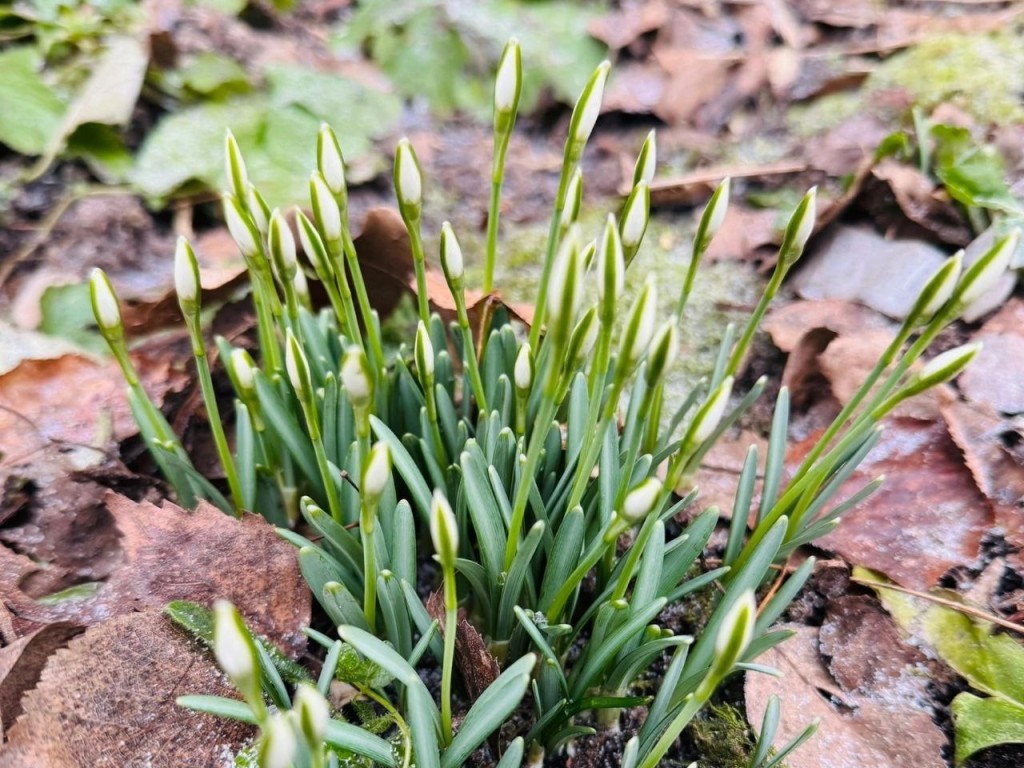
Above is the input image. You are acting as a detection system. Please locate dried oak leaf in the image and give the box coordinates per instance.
[794,418,992,591]
[426,587,500,702]
[0,494,310,654]
[0,612,252,768]
[745,623,946,768]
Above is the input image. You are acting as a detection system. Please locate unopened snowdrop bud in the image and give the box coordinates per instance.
[212,600,258,700]
[174,237,200,311]
[415,321,435,380]
[224,195,260,259]
[618,277,658,368]
[493,38,522,116]
[705,590,756,688]
[439,222,464,291]
[692,376,734,444]
[620,478,663,526]
[956,230,1020,307]
[246,183,270,236]
[905,343,981,397]
[780,187,816,264]
[341,347,374,410]
[310,171,342,244]
[568,60,610,162]
[430,490,459,570]
[907,250,962,325]
[597,214,624,317]
[564,168,583,227]
[294,682,330,745]
[317,123,347,200]
[224,130,248,200]
[514,343,533,393]
[632,129,657,187]
[260,712,298,768]
[547,229,583,350]
[285,330,312,400]
[292,267,310,308]
[697,177,731,252]
[295,209,331,279]
[362,441,392,503]
[645,321,678,386]
[269,209,297,282]
[231,348,257,396]
[394,138,423,214]
[620,182,650,255]
[567,306,598,369]
[89,268,122,338]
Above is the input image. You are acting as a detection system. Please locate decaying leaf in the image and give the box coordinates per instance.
[958,299,1024,416]
[427,587,500,702]
[0,612,252,768]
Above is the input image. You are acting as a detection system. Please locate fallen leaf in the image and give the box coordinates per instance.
[870,160,972,246]
[959,299,1024,415]
[0,612,252,768]
[745,623,947,768]
[0,47,63,155]
[426,588,500,702]
[764,300,892,355]
[652,48,732,126]
[587,0,670,51]
[797,418,992,591]
[703,205,780,263]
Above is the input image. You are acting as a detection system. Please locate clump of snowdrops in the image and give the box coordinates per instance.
[90,38,1015,768]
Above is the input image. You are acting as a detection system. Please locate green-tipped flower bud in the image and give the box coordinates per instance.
[293,266,310,308]
[430,489,458,570]
[269,209,297,283]
[362,441,392,503]
[439,222,464,291]
[632,129,657,187]
[547,229,583,350]
[564,168,584,227]
[906,342,981,396]
[415,320,434,380]
[597,214,624,319]
[566,305,598,369]
[230,348,257,396]
[317,123,347,201]
[89,268,123,338]
[692,376,733,444]
[285,330,312,400]
[620,477,663,526]
[295,209,331,278]
[224,129,248,201]
[394,138,423,213]
[645,321,678,386]
[697,177,730,252]
[618,277,658,368]
[341,347,374,410]
[174,237,201,312]
[260,712,298,768]
[246,183,270,236]
[621,182,650,253]
[224,194,260,259]
[310,171,342,244]
[212,599,259,701]
[957,230,1020,307]
[514,342,533,392]
[907,250,962,325]
[707,590,756,686]
[780,187,816,264]
[294,682,330,745]
[494,38,522,116]
[568,60,611,161]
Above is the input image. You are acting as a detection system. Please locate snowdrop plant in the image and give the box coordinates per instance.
[90,44,1011,768]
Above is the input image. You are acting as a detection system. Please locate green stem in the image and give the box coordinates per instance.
[454,295,488,413]
[440,571,458,745]
[406,223,431,328]
[484,126,511,294]
[527,165,574,351]
[190,339,244,513]
[637,691,706,768]
[361,516,377,632]
[341,229,386,373]
[545,517,622,623]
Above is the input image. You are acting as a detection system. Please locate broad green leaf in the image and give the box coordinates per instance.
[952,692,1024,765]
[0,46,63,154]
[177,51,250,97]
[65,123,134,183]
[38,282,110,355]
[932,124,1021,214]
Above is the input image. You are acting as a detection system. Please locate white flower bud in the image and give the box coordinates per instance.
[246,183,269,236]
[362,441,392,500]
[174,237,200,305]
[269,209,297,279]
[958,230,1020,307]
[415,321,435,379]
[913,343,981,390]
[341,348,373,410]
[224,195,259,258]
[285,330,311,398]
[598,215,624,309]
[713,590,756,669]
[261,712,298,768]
[692,376,733,444]
[440,222,464,286]
[621,477,663,525]
[224,129,248,200]
[231,348,256,394]
[703,177,731,243]
[293,682,330,743]
[645,321,678,386]
[564,168,583,224]
[494,38,522,114]
[621,183,650,250]
[430,489,458,569]
[783,186,816,261]
[317,123,346,197]
[514,343,533,391]
[89,268,122,333]
[632,129,657,187]
[310,172,342,243]
[547,229,582,344]
[572,61,610,148]
[913,250,962,322]
[212,599,256,689]
[394,138,422,210]
[292,266,309,305]
[619,277,657,367]
[296,209,330,276]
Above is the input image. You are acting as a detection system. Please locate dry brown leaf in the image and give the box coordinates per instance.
[703,205,780,263]
[745,622,947,768]
[587,0,670,50]
[959,299,1024,415]
[426,587,500,702]
[652,48,732,126]
[796,418,992,590]
[869,160,972,246]
[0,612,252,768]
[764,300,893,353]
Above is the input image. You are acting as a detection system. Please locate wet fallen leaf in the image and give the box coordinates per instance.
[745,622,946,768]
[0,612,252,768]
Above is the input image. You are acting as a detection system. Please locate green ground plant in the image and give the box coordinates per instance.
[90,38,1017,768]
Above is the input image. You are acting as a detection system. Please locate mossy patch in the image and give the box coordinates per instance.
[688,701,759,768]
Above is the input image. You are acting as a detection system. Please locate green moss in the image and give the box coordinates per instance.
[787,90,865,137]
[689,702,758,768]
